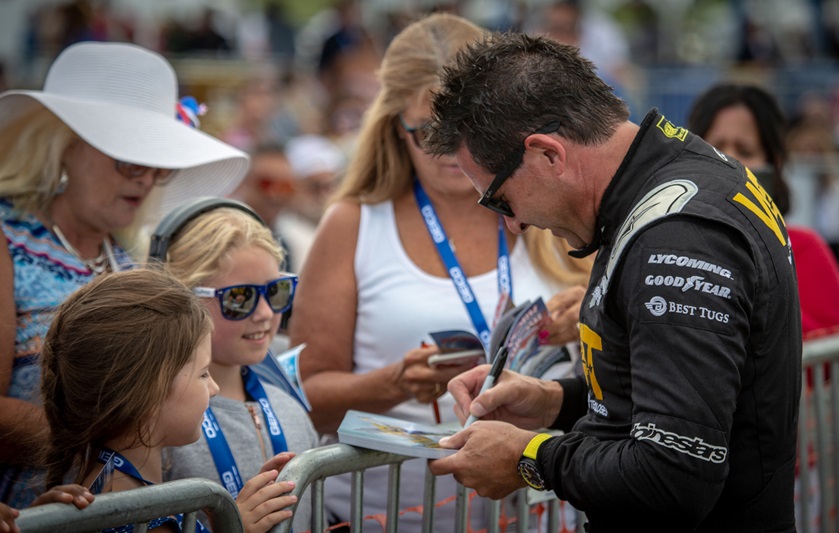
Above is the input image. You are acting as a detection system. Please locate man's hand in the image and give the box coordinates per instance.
[447,365,563,429]
[429,421,536,500]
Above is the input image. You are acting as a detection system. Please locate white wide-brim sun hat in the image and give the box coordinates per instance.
[0,41,249,217]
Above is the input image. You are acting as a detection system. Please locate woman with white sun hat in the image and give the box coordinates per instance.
[0,41,249,507]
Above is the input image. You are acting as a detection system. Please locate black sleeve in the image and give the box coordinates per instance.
[551,376,587,432]
[538,216,758,527]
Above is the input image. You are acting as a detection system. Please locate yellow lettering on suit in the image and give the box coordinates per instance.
[580,324,603,401]
[732,168,787,246]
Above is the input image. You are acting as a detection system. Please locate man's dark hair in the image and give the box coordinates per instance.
[428,32,629,173]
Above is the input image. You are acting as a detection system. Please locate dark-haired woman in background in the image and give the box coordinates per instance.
[688,83,839,337]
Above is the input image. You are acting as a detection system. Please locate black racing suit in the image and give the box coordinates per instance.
[537,110,802,532]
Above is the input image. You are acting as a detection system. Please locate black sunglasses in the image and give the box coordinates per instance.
[478,121,561,217]
[399,114,432,150]
[194,275,298,321]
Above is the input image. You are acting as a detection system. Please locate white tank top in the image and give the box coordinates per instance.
[324,201,571,531]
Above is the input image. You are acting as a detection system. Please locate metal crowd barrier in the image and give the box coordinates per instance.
[15,478,242,533]
[276,334,839,533]
[14,334,837,533]
[273,442,582,533]
[798,332,839,533]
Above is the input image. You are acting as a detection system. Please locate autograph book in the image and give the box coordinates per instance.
[337,410,459,459]
[427,329,487,367]
[429,298,570,379]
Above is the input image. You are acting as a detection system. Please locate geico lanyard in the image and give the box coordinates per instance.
[98,448,209,532]
[202,366,289,499]
[413,178,512,351]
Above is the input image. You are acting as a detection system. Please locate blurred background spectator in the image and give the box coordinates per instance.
[281,133,345,273]
[0,0,837,268]
[523,0,636,116]
[229,142,298,265]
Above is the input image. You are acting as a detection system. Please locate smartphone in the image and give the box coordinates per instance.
[428,349,486,368]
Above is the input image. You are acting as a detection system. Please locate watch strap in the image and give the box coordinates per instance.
[522,433,553,460]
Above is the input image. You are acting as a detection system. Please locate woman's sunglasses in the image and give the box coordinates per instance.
[193,274,298,321]
[399,114,432,151]
[114,160,176,186]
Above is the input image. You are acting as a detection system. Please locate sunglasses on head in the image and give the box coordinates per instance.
[114,160,177,186]
[193,274,298,321]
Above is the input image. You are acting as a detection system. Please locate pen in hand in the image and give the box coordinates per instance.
[421,341,443,424]
[463,346,508,427]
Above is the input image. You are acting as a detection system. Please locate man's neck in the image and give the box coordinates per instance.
[579,121,641,226]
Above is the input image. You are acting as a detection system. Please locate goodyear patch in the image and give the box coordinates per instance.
[656,116,688,141]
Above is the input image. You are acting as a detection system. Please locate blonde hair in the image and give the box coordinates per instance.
[331,13,592,287]
[0,106,76,213]
[161,207,284,287]
[527,233,594,286]
[40,268,212,488]
[331,13,484,203]
[0,105,158,253]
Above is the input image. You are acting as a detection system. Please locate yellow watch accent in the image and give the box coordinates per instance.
[522,433,553,460]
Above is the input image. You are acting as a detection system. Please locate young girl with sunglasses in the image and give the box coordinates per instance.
[40,268,298,532]
[160,206,318,532]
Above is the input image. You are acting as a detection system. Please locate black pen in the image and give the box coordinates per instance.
[463,345,508,427]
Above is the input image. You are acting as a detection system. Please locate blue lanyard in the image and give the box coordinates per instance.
[99,448,209,532]
[413,179,512,350]
[202,367,289,498]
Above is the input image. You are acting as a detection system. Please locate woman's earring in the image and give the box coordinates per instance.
[55,170,68,195]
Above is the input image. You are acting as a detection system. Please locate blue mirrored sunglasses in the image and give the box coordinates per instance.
[194,274,298,321]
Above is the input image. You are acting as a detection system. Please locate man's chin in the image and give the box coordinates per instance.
[551,229,585,247]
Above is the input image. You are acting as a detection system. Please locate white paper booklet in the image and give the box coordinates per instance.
[337,410,459,459]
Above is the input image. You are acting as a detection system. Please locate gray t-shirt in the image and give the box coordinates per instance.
[164,381,319,532]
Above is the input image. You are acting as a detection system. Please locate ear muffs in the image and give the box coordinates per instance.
[148,196,267,263]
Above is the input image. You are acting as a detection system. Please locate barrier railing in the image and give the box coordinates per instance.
[14,478,242,533]
[798,332,839,533]
[14,334,837,532]
[272,441,583,533]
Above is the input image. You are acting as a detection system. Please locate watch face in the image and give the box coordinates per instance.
[518,459,546,491]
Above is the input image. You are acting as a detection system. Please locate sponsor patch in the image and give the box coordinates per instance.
[632,422,727,463]
[642,296,730,325]
[644,274,731,299]
[588,392,609,418]
[644,296,667,317]
[647,253,734,280]
[656,116,688,141]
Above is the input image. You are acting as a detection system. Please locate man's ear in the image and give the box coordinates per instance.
[524,133,566,174]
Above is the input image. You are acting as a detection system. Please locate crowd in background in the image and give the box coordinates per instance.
[0,1,837,531]
[3,0,839,267]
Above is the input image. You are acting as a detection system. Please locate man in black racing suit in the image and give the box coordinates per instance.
[427,32,801,532]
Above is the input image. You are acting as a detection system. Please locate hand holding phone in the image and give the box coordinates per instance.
[427,349,486,368]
